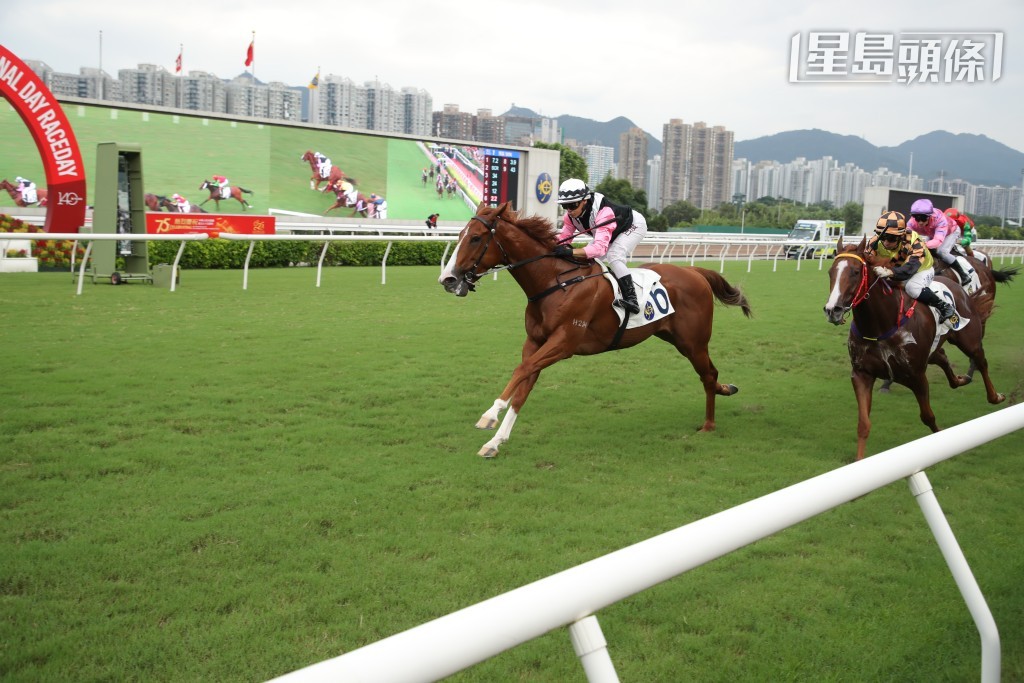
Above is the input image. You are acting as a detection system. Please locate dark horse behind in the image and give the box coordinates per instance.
[878,247,1019,390]
[823,236,1005,461]
[439,202,752,458]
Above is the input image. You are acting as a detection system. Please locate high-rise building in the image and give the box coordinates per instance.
[319,75,360,128]
[646,155,662,209]
[583,145,615,188]
[687,122,734,209]
[117,64,175,107]
[433,104,474,140]
[475,109,506,145]
[618,127,648,191]
[660,119,692,211]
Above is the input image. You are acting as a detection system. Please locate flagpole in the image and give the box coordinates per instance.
[312,66,320,125]
[178,43,183,110]
[250,30,255,117]
[98,30,103,100]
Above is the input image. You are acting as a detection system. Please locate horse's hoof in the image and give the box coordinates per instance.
[992,393,1006,405]
[478,446,498,459]
[724,384,739,396]
[878,386,890,394]
[475,417,498,430]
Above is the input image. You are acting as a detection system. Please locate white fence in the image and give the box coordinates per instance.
[2,219,1022,296]
[268,403,1024,683]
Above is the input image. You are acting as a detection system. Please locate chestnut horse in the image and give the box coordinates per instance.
[439,202,752,458]
[198,180,253,211]
[323,181,370,217]
[300,150,348,192]
[823,236,1005,461]
[0,179,48,207]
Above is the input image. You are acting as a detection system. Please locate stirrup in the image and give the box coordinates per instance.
[939,307,959,326]
[615,297,640,314]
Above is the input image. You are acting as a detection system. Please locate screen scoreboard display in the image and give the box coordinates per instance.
[482,148,520,208]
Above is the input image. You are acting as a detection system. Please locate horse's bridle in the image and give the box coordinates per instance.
[834,252,873,310]
[458,213,575,291]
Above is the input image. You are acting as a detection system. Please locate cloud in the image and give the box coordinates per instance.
[3,0,1021,151]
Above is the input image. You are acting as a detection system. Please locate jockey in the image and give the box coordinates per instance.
[908,198,971,285]
[314,152,332,179]
[369,193,387,219]
[172,193,191,213]
[15,176,36,204]
[211,175,228,189]
[553,178,648,314]
[867,210,959,325]
[945,207,977,256]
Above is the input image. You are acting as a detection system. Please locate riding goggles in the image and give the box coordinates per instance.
[562,200,583,211]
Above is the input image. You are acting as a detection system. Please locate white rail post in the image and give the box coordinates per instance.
[381,241,393,285]
[316,241,330,288]
[242,240,256,290]
[907,471,1000,683]
[569,615,619,683]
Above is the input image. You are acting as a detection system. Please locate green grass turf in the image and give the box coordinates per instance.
[0,260,1022,682]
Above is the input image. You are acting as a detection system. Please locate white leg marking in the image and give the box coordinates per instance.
[479,408,518,458]
[476,398,508,430]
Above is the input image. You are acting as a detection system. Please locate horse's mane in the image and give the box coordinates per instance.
[504,209,557,249]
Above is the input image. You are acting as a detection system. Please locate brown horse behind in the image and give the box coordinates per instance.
[0,179,48,207]
[439,202,751,458]
[144,193,169,211]
[300,150,348,192]
[823,236,1005,461]
[879,249,1018,390]
[158,196,208,213]
[198,180,253,211]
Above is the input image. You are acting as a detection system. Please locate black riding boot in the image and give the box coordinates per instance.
[949,258,972,287]
[917,287,959,325]
[615,275,641,314]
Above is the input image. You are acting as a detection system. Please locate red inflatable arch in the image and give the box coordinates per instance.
[0,44,87,232]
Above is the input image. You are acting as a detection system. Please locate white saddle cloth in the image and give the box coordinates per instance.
[601,264,675,329]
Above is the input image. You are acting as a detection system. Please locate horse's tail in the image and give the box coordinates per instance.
[694,267,753,318]
[993,266,1020,283]
[239,187,254,195]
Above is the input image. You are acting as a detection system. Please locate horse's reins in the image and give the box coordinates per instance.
[462,214,603,300]
[834,252,917,340]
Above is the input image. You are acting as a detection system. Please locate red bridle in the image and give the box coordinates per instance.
[834,252,871,308]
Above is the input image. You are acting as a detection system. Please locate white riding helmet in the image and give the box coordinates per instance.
[557,178,591,205]
[15,176,24,184]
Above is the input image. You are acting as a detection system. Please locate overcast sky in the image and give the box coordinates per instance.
[4,1,1022,152]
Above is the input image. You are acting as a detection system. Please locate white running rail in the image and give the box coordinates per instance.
[268,404,1024,683]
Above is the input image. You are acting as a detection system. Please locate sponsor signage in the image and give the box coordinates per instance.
[145,213,276,236]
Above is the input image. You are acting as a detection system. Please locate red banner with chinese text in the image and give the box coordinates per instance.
[145,213,275,236]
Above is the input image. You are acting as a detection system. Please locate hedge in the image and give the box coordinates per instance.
[146,239,451,269]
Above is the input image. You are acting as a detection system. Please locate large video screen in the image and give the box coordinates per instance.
[0,101,529,222]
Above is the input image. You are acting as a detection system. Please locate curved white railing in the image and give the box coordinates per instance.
[3,224,1020,296]
[268,404,1024,683]
[0,231,209,294]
